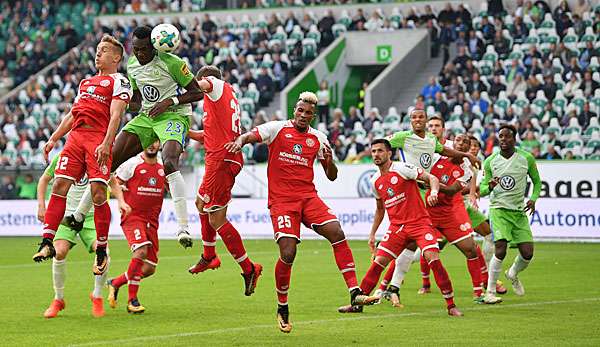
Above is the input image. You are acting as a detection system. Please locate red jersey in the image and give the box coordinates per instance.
[428,156,472,211]
[115,153,165,220]
[201,76,243,166]
[370,162,431,226]
[71,73,132,132]
[252,120,330,205]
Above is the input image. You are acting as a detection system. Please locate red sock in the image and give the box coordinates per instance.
[359,260,386,295]
[112,273,127,288]
[476,244,489,285]
[429,258,455,309]
[200,213,216,259]
[331,239,359,290]
[43,194,67,239]
[275,258,292,305]
[380,261,396,291]
[420,254,431,288]
[127,258,144,302]
[217,222,253,274]
[94,201,111,250]
[467,257,484,297]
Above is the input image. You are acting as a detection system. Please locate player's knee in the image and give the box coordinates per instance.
[422,250,439,262]
[91,187,107,205]
[280,250,296,264]
[52,178,71,196]
[143,266,156,278]
[278,240,297,264]
[133,246,148,260]
[54,249,67,260]
[195,198,204,212]
[162,156,179,175]
[465,248,478,259]
[521,250,534,261]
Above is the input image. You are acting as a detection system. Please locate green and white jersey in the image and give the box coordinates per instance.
[387,130,444,172]
[45,152,92,217]
[127,52,195,116]
[480,148,542,211]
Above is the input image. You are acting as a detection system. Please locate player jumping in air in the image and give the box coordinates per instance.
[225,92,363,333]
[106,141,165,314]
[340,139,463,316]
[187,66,263,296]
[66,25,202,248]
[32,35,132,276]
[481,124,541,304]
[375,109,480,305]
[37,151,113,318]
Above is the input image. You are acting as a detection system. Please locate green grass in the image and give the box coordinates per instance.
[1,238,599,346]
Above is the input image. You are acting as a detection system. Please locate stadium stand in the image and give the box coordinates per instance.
[1,0,599,197]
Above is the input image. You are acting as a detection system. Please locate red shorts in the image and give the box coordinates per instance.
[197,157,242,212]
[121,216,159,266]
[430,206,473,244]
[376,223,439,259]
[54,129,111,184]
[269,196,338,242]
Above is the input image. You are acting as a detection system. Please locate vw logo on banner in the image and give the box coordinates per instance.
[357,169,377,197]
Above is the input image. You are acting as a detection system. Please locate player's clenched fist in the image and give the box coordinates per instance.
[43,140,55,162]
[224,140,243,153]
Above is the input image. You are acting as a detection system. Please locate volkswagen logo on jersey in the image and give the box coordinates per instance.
[387,187,395,197]
[357,169,377,197]
[420,153,432,169]
[148,177,157,186]
[441,174,450,184]
[142,85,160,102]
[293,144,303,154]
[499,175,516,190]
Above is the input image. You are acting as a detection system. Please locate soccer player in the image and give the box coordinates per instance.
[341,139,462,316]
[424,134,491,301]
[32,35,132,276]
[106,141,165,314]
[481,125,541,304]
[225,92,362,333]
[67,25,202,248]
[37,152,114,318]
[377,109,480,303]
[187,66,263,296]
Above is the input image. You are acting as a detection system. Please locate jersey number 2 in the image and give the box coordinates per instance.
[57,156,68,171]
[230,98,241,135]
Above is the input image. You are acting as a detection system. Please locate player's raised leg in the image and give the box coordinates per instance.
[506,242,534,296]
[163,140,193,247]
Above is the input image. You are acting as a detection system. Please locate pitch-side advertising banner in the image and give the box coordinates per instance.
[230,162,600,199]
[1,198,598,241]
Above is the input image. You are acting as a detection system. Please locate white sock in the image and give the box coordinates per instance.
[483,234,494,265]
[487,255,503,294]
[93,257,109,298]
[412,248,421,263]
[166,171,189,231]
[53,258,66,300]
[508,254,530,278]
[74,186,93,222]
[390,248,415,288]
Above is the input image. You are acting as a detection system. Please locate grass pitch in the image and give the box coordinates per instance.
[1,237,599,346]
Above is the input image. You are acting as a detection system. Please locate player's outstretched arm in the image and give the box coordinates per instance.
[319,144,338,181]
[439,181,465,196]
[224,132,260,153]
[441,146,481,169]
[97,99,128,167]
[188,130,205,144]
[44,112,73,161]
[368,199,385,254]
[148,79,203,118]
[36,174,52,222]
[419,171,439,206]
[128,90,142,113]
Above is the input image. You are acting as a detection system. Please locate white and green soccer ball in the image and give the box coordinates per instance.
[151,23,180,53]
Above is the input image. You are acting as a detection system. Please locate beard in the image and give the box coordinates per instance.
[145,151,159,158]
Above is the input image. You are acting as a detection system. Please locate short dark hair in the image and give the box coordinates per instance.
[468,135,482,149]
[428,115,445,128]
[371,138,392,151]
[133,25,152,40]
[197,65,222,79]
[498,124,517,139]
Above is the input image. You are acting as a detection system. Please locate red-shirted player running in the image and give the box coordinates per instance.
[426,133,490,302]
[106,141,165,314]
[32,36,132,276]
[225,92,363,333]
[339,139,463,316]
[187,66,262,296]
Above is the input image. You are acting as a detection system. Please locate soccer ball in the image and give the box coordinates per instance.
[151,23,180,53]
